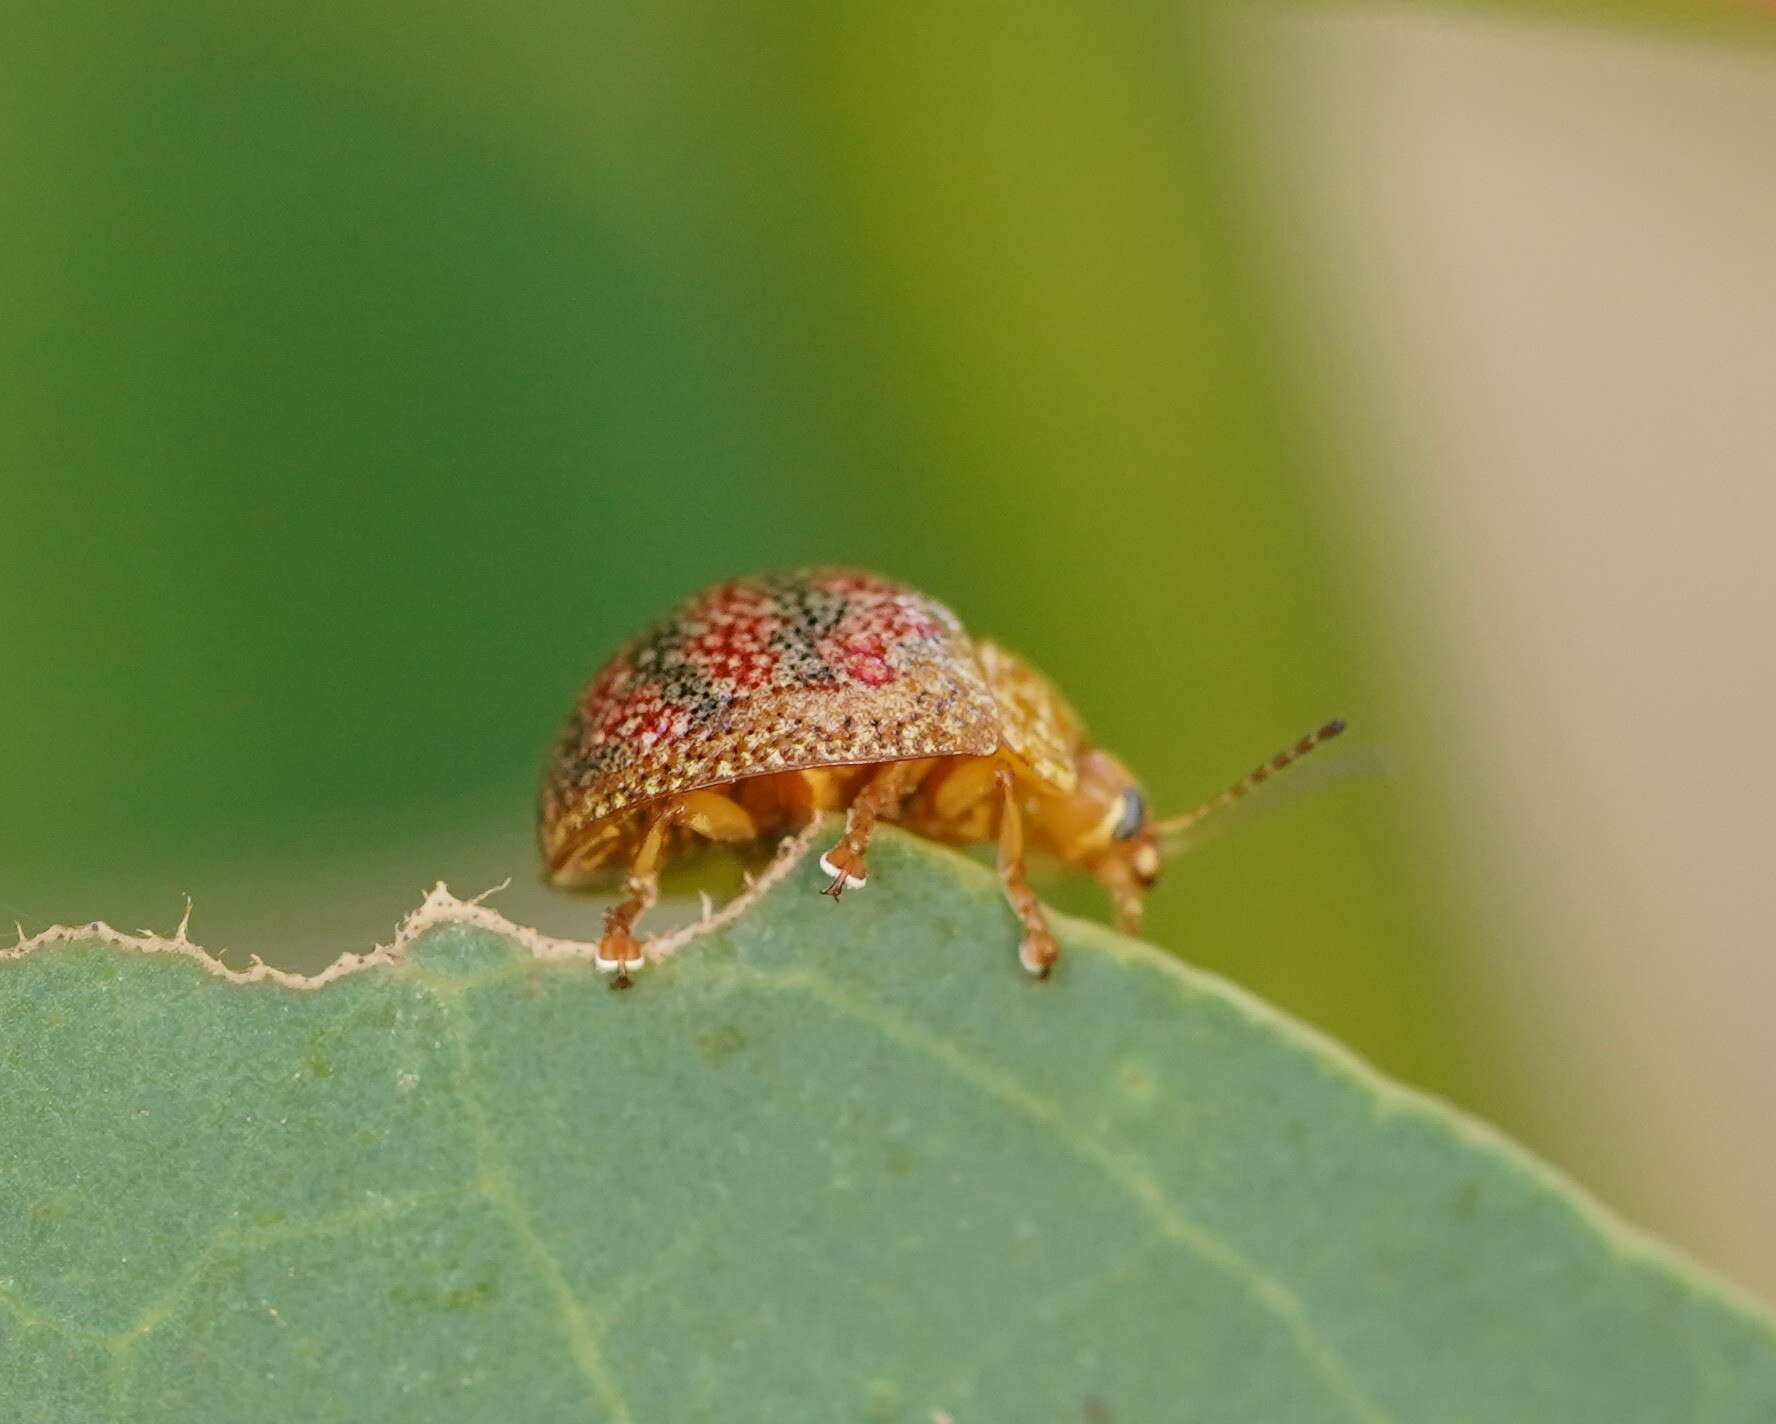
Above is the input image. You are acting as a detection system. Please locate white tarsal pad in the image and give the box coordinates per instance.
[818,851,867,890]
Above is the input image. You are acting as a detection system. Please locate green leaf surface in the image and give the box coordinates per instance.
[4,828,1773,1423]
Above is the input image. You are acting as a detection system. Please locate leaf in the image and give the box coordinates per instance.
[3,827,1773,1424]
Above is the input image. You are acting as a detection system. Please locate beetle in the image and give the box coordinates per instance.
[537,568,1342,985]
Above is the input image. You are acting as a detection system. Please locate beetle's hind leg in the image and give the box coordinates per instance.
[597,808,678,989]
[819,760,930,898]
[598,790,759,988]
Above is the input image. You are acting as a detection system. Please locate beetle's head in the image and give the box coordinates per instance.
[1034,719,1351,937]
[1036,748,1162,928]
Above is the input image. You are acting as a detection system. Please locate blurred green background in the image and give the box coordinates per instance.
[6,0,1772,1299]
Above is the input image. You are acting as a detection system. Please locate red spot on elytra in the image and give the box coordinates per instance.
[818,592,940,686]
[680,583,785,692]
[835,632,895,686]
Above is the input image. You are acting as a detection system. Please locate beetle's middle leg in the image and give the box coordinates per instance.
[819,759,931,898]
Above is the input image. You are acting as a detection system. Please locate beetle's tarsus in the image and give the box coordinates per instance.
[596,901,650,985]
[818,847,867,898]
[1018,935,1058,979]
[593,929,646,981]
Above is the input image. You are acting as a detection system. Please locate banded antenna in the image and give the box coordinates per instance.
[1153,719,1348,840]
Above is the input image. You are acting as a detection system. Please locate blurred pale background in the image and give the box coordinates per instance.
[1235,1,1776,1300]
[4,2,1771,1300]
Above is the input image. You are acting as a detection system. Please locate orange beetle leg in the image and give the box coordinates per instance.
[819,760,929,899]
[597,806,678,989]
[1101,859,1146,937]
[996,768,1059,978]
[675,788,759,843]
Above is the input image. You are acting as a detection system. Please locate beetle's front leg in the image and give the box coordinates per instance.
[1099,859,1145,937]
[819,760,930,898]
[995,768,1059,977]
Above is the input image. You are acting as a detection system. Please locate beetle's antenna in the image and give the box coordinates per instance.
[1153,719,1347,839]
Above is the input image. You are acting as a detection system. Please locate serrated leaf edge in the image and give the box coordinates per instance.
[1,821,822,987]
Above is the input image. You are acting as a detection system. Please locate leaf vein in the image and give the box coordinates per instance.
[436,991,635,1424]
[728,964,1392,1424]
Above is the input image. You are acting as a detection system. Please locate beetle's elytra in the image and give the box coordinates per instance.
[538,568,1341,984]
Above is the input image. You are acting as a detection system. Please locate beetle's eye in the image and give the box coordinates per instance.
[1111,787,1146,841]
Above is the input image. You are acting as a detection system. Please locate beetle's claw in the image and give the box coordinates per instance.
[818,848,867,899]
